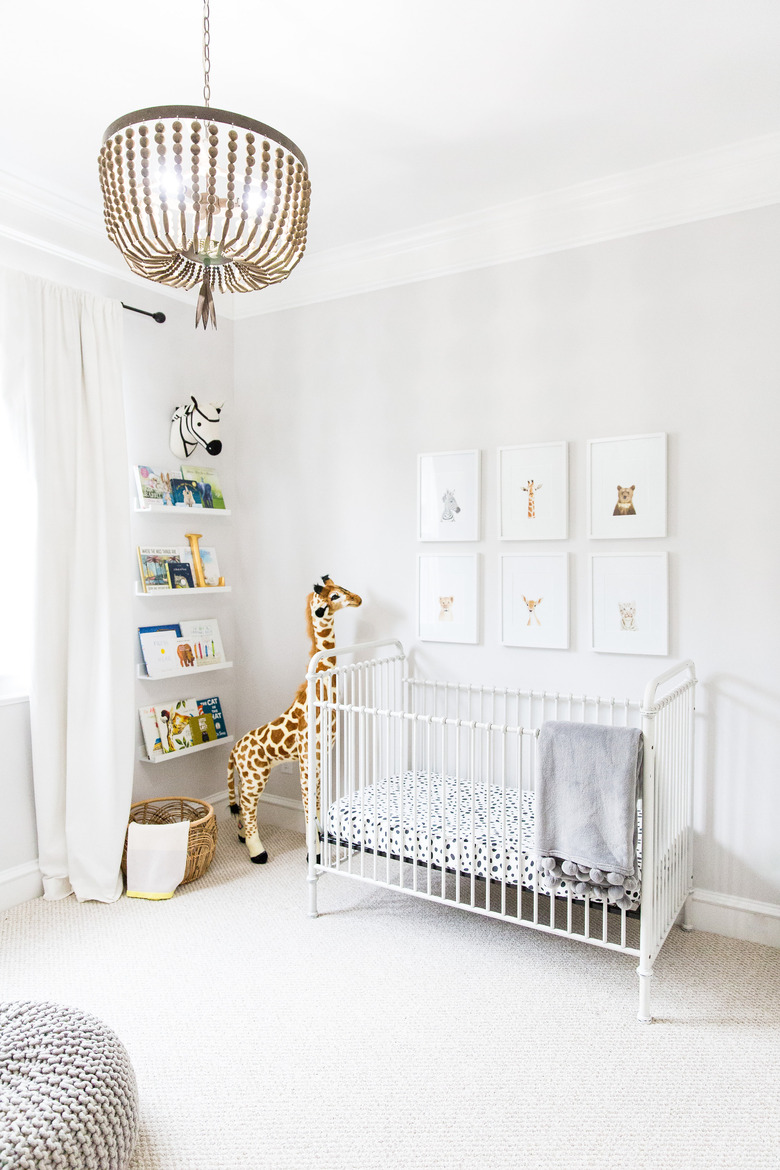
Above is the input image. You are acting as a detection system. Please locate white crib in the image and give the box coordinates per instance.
[305,640,696,1023]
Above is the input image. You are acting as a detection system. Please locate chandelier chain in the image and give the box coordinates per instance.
[202,0,211,108]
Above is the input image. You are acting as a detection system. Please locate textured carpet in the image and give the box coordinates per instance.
[1,819,778,1170]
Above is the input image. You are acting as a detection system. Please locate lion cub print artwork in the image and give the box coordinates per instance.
[523,595,543,626]
[618,601,637,631]
[613,485,636,516]
[438,596,455,622]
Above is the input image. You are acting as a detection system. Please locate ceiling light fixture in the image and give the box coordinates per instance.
[98,1,311,329]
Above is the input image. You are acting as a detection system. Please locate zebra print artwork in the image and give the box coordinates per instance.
[441,488,461,523]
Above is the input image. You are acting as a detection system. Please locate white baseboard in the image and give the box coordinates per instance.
[687,888,780,948]
[207,788,306,835]
[0,860,43,912]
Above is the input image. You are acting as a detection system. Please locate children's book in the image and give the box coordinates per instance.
[189,712,217,745]
[134,466,175,508]
[137,547,182,592]
[138,624,181,664]
[167,562,195,590]
[197,696,228,738]
[170,477,203,508]
[139,630,181,676]
[155,698,199,753]
[138,705,163,758]
[177,545,221,587]
[179,618,225,666]
[180,465,227,510]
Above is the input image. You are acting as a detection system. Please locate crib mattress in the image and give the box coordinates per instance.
[325,771,641,909]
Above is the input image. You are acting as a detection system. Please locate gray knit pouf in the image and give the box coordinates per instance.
[0,1001,139,1170]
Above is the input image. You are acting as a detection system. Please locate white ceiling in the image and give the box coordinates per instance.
[2,1,780,273]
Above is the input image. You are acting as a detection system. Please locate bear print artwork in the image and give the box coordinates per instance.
[439,596,455,622]
[614,485,636,516]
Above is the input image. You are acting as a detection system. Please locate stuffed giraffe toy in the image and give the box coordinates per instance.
[227,575,362,864]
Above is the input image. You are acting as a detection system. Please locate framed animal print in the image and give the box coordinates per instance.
[590,553,669,656]
[418,554,479,644]
[587,433,667,539]
[501,554,569,649]
[418,450,481,541]
[499,442,568,540]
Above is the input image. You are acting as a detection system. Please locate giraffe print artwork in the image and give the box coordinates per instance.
[522,480,543,519]
[227,575,362,864]
[441,489,460,523]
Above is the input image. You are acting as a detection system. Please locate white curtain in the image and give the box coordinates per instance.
[0,270,134,902]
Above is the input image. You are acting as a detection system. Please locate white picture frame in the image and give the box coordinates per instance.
[418,450,481,541]
[418,554,479,644]
[591,553,669,656]
[501,554,569,650]
[587,433,667,539]
[498,442,568,540]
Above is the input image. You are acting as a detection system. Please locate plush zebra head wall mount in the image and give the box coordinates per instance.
[170,397,224,460]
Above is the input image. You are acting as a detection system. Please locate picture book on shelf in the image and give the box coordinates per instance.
[139,630,181,676]
[190,712,217,745]
[170,477,203,508]
[167,562,195,589]
[179,618,225,665]
[137,547,182,592]
[197,696,227,738]
[138,705,163,758]
[155,698,199,753]
[134,466,176,508]
[138,623,181,652]
[177,545,221,587]
[180,465,227,510]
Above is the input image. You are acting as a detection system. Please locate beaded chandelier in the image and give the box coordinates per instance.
[98,2,310,329]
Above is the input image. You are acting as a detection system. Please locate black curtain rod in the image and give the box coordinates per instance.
[122,302,166,324]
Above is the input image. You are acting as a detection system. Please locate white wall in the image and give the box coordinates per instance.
[124,298,236,809]
[3,204,778,942]
[0,237,236,893]
[232,205,780,933]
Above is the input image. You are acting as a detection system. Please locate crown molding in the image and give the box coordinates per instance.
[2,133,779,321]
[232,131,780,318]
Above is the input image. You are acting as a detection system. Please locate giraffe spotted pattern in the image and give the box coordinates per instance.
[227,575,362,864]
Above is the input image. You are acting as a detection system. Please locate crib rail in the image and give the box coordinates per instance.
[306,645,696,1020]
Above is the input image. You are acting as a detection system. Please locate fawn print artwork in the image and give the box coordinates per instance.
[501,555,569,650]
[591,554,668,656]
[499,442,568,540]
[588,433,667,539]
[418,450,481,541]
[419,555,478,644]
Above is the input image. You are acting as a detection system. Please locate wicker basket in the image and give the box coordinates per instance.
[122,798,217,886]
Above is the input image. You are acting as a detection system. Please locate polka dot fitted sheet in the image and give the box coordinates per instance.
[325,771,642,909]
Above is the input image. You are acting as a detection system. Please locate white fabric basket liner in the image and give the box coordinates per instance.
[326,771,642,909]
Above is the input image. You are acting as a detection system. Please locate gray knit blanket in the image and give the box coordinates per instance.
[535,721,643,912]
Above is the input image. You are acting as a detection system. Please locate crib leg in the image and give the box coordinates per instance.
[680,894,694,932]
[636,963,653,1024]
[307,871,319,918]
